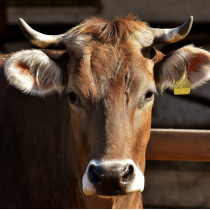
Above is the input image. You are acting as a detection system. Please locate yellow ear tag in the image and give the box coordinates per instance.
[174,71,191,95]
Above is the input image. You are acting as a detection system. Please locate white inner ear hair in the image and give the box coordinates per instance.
[4,49,63,96]
[158,45,210,92]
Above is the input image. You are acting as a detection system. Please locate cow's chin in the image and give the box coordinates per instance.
[83,188,141,198]
[92,189,141,198]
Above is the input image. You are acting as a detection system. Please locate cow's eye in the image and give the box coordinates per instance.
[139,90,155,108]
[68,92,78,105]
[145,91,154,100]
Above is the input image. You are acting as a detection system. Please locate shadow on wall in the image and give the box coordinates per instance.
[3,0,210,24]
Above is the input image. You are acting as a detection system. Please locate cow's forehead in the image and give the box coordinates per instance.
[65,16,155,99]
[68,40,154,101]
[63,15,154,55]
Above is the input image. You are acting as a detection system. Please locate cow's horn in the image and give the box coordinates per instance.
[19,18,65,48]
[153,16,193,44]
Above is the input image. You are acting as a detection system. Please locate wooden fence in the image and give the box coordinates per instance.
[147,129,210,162]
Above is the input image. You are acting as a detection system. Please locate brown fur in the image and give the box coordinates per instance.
[65,16,158,208]
[0,16,164,208]
[0,57,145,208]
[80,15,148,44]
[2,15,210,208]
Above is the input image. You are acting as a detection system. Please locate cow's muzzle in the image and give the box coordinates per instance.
[82,159,144,196]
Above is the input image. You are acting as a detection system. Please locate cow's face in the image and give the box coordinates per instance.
[67,38,158,195]
[5,16,210,198]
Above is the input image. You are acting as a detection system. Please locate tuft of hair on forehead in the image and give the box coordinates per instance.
[80,14,149,44]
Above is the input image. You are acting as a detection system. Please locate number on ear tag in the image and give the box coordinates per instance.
[174,72,191,95]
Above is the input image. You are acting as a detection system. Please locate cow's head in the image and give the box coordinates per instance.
[4,16,210,197]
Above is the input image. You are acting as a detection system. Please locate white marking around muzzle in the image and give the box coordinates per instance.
[82,159,145,196]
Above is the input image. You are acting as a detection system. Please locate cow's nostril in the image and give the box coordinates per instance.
[88,165,100,184]
[121,165,134,183]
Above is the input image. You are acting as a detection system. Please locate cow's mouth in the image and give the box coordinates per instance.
[96,190,128,198]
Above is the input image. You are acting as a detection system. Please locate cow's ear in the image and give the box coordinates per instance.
[4,49,68,96]
[154,45,210,92]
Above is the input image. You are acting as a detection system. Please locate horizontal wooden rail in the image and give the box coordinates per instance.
[146,129,210,162]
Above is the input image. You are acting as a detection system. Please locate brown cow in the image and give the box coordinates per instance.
[0,15,210,208]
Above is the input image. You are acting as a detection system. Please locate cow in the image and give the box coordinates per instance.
[0,15,210,208]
